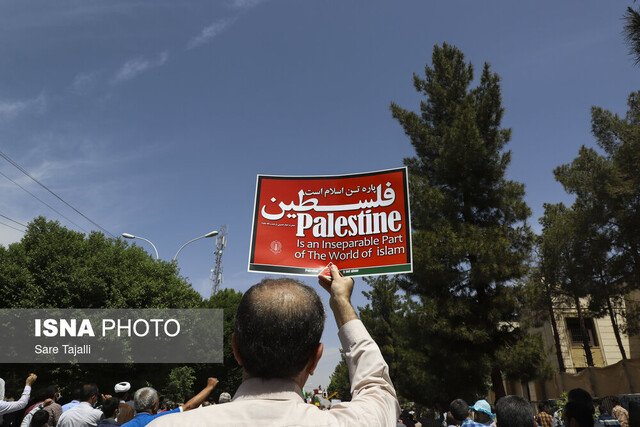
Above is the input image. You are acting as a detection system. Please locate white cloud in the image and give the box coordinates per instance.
[229,0,267,9]
[71,72,98,95]
[187,18,236,50]
[111,51,169,84]
[0,94,46,120]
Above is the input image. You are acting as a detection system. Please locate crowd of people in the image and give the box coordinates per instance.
[0,269,637,426]
[0,375,226,427]
[395,388,634,427]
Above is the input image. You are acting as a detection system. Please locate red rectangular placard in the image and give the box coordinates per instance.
[248,168,412,277]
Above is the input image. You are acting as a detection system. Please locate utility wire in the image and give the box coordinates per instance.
[0,212,26,228]
[0,169,88,233]
[0,220,25,233]
[0,150,114,238]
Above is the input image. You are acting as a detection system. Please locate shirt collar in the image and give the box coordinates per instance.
[233,378,304,402]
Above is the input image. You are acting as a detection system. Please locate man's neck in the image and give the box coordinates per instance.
[242,372,307,390]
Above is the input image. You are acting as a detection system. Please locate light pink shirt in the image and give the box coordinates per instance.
[150,319,400,426]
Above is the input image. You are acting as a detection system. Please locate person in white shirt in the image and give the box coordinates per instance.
[150,265,400,427]
[57,384,109,427]
[0,373,37,416]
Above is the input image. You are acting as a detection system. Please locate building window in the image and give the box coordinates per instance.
[566,317,599,347]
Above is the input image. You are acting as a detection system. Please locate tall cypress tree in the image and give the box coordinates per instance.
[389,43,539,403]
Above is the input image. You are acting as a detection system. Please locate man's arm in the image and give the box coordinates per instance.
[318,267,400,426]
[318,265,358,329]
[181,378,218,411]
[0,374,37,416]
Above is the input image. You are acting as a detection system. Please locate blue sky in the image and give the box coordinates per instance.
[1,0,639,391]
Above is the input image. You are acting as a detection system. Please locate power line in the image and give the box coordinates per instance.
[0,212,26,228]
[0,220,25,233]
[0,150,114,237]
[0,169,88,233]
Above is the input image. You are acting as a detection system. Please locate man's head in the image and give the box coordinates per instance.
[134,387,159,414]
[563,401,595,427]
[233,278,326,379]
[495,395,534,427]
[114,381,131,400]
[566,388,595,421]
[80,384,99,405]
[449,398,470,424]
[471,399,494,423]
[101,397,120,419]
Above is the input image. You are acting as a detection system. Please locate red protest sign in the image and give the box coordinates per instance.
[248,168,412,277]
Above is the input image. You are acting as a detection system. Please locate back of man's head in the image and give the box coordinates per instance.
[81,384,98,402]
[567,388,595,417]
[568,388,594,406]
[101,397,120,419]
[449,399,469,423]
[134,387,159,413]
[234,278,326,378]
[496,395,534,427]
[564,401,595,427]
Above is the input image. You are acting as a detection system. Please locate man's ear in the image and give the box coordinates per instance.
[232,333,242,366]
[306,343,323,376]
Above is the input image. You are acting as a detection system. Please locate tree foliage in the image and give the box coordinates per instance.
[201,288,244,397]
[624,4,640,65]
[0,217,242,401]
[0,217,202,309]
[162,366,196,403]
[541,90,640,355]
[386,43,544,404]
[327,353,351,402]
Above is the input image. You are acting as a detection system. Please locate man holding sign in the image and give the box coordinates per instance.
[150,265,400,426]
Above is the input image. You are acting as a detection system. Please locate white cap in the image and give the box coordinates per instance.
[114,382,131,393]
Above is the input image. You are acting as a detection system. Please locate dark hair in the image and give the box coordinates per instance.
[568,389,594,406]
[475,411,492,424]
[102,397,120,418]
[234,278,326,378]
[29,410,50,427]
[567,388,595,416]
[115,390,129,400]
[70,387,82,401]
[564,400,595,427]
[81,384,99,401]
[495,395,534,427]
[599,396,616,416]
[449,399,469,423]
[32,385,58,405]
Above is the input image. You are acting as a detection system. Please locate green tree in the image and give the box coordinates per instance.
[200,288,243,397]
[0,217,202,309]
[327,353,351,401]
[553,91,640,349]
[537,204,597,367]
[0,217,241,399]
[358,276,426,401]
[624,3,640,65]
[389,43,539,404]
[524,264,569,372]
[162,366,196,403]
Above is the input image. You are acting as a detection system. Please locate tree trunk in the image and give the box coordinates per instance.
[607,297,627,359]
[548,297,566,372]
[575,296,595,367]
[491,366,506,400]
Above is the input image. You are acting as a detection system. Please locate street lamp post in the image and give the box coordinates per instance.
[122,233,159,260]
[173,230,218,261]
